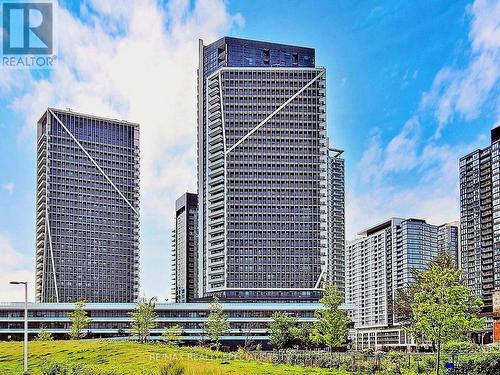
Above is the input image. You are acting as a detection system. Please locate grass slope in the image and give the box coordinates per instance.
[0,340,345,375]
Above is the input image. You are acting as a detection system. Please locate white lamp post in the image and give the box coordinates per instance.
[10,281,28,374]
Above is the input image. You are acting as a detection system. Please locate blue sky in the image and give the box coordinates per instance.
[0,0,499,301]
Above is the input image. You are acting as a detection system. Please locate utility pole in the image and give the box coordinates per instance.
[10,281,28,374]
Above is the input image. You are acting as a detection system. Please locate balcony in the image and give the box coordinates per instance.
[210,200,224,211]
[208,103,221,114]
[210,257,224,266]
[209,134,223,146]
[209,126,223,138]
[208,190,224,203]
[209,158,224,170]
[208,79,219,89]
[209,267,225,276]
[210,226,224,237]
[209,95,219,106]
[210,142,224,153]
[208,245,224,254]
[208,208,224,220]
[209,118,222,130]
[209,215,224,226]
[209,176,224,189]
[209,150,224,162]
[209,167,224,179]
[210,183,224,195]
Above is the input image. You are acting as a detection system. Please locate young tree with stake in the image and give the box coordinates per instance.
[206,296,229,351]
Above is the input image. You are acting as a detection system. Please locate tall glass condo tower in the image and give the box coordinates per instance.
[35,108,140,303]
[197,37,329,301]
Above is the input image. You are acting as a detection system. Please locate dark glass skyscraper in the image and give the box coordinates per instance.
[35,108,140,303]
[171,192,198,302]
[197,37,328,301]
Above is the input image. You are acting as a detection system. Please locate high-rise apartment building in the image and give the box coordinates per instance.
[35,108,140,303]
[437,221,460,268]
[460,126,500,314]
[346,218,447,349]
[171,193,198,303]
[327,148,345,297]
[197,37,329,301]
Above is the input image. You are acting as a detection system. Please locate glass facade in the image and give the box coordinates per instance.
[460,127,500,314]
[437,222,460,267]
[394,219,438,291]
[172,193,198,302]
[346,218,450,332]
[35,108,140,303]
[0,302,324,343]
[197,37,327,301]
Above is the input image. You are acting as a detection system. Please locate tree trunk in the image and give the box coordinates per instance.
[435,341,441,375]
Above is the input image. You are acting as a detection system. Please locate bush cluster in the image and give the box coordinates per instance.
[39,359,186,375]
[457,352,500,374]
[40,360,117,375]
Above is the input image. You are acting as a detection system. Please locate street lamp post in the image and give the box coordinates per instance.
[10,281,28,374]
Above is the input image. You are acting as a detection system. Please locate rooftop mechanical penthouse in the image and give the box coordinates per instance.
[35,108,140,303]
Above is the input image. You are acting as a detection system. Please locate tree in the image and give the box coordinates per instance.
[296,322,315,349]
[35,328,53,341]
[394,282,418,329]
[402,252,484,375]
[269,312,301,350]
[311,284,350,351]
[206,296,229,351]
[162,324,183,346]
[240,322,258,351]
[130,297,158,343]
[68,300,91,340]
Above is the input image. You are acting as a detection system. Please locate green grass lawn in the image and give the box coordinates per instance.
[0,340,348,375]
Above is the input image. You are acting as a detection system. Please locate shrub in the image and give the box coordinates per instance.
[443,340,479,356]
[158,361,185,375]
[335,354,354,371]
[161,325,182,346]
[361,347,375,357]
[39,360,123,375]
[40,360,67,375]
[68,363,93,375]
[458,352,500,374]
[382,351,406,375]
[236,347,253,361]
[35,329,54,341]
[413,354,435,374]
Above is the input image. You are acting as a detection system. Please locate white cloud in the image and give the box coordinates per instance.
[347,137,486,239]
[347,0,499,239]
[2,182,15,194]
[358,117,420,185]
[4,0,242,299]
[0,233,34,302]
[420,0,500,137]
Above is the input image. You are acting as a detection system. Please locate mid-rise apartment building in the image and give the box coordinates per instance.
[346,217,456,349]
[35,108,140,303]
